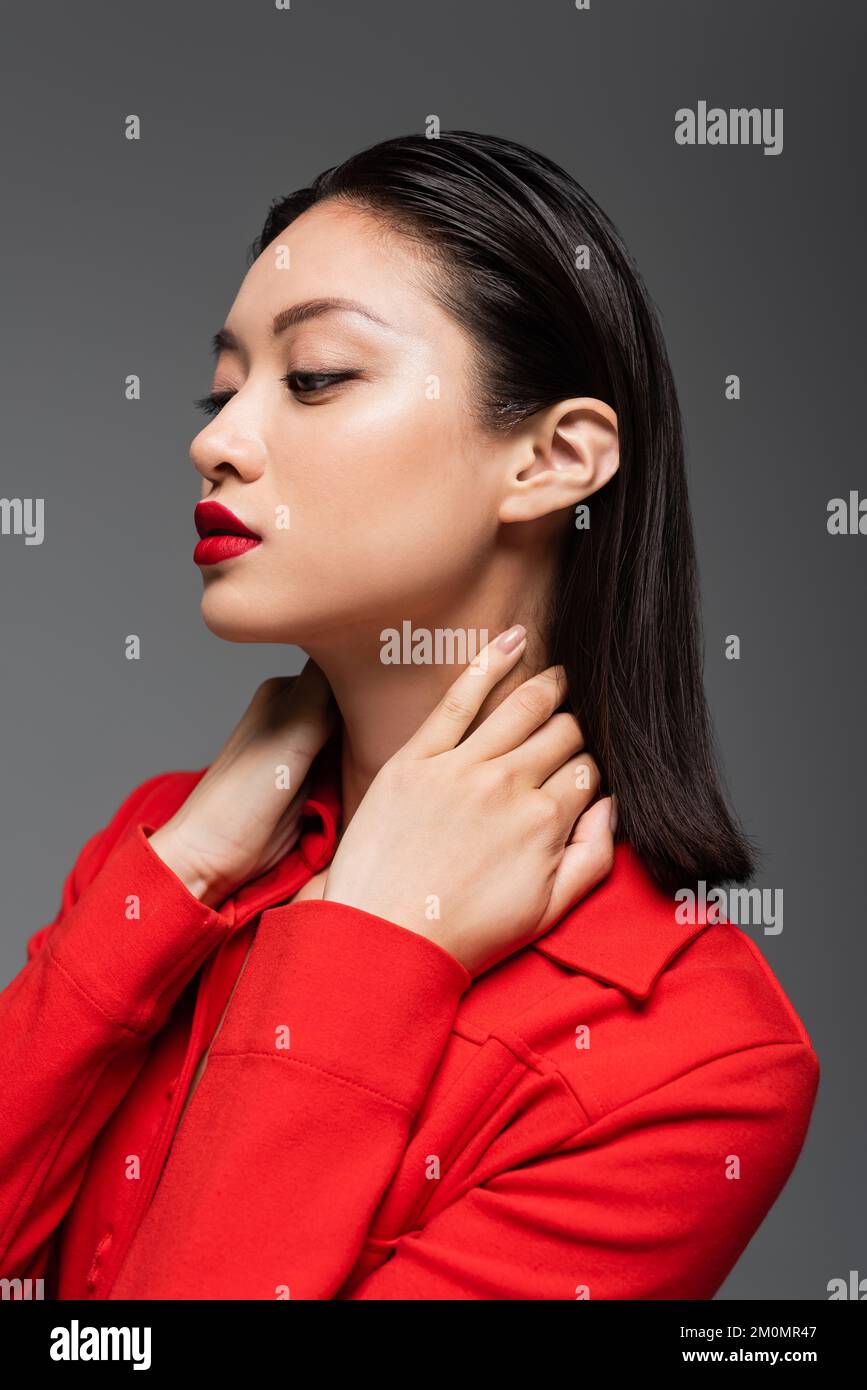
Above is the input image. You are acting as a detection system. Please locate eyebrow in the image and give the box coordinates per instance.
[211,297,397,357]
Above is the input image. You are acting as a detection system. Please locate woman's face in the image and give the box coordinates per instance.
[191,198,509,645]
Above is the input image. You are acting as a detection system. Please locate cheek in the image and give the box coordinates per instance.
[283,388,487,540]
[257,405,489,631]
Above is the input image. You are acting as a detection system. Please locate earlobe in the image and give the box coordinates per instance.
[498,398,619,525]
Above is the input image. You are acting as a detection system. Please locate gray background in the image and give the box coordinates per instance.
[1,0,863,1299]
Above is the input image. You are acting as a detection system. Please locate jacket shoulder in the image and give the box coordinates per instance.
[623,922,818,1122]
[483,892,819,1128]
[659,919,819,1088]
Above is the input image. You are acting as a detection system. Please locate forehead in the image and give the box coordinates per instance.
[231,199,453,344]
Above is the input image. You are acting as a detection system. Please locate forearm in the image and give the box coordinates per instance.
[0,821,234,1274]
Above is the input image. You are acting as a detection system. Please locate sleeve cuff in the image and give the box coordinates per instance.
[44,821,236,1035]
[218,898,472,1115]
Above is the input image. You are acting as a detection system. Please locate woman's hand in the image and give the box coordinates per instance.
[148,660,336,908]
[322,626,616,975]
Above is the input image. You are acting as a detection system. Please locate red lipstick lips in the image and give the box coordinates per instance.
[194,500,262,566]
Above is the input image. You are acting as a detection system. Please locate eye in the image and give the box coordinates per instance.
[194,388,236,418]
[282,370,358,401]
[193,371,357,418]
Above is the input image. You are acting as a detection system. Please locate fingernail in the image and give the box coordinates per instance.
[495,624,527,652]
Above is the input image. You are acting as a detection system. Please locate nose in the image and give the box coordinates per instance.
[190,411,267,488]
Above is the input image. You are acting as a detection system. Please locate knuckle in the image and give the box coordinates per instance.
[537,663,565,681]
[517,667,566,717]
[514,684,550,721]
[379,755,416,794]
[530,791,561,832]
[440,690,474,724]
[490,761,521,802]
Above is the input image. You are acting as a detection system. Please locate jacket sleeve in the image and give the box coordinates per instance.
[107,897,472,1300]
[0,784,235,1281]
[106,899,818,1301]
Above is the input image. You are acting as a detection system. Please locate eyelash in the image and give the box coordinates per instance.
[193,370,356,417]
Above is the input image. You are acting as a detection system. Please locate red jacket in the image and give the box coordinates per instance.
[0,737,819,1300]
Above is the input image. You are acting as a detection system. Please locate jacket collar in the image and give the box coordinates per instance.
[252,737,707,1001]
[218,733,343,927]
[530,843,711,1001]
[297,731,343,871]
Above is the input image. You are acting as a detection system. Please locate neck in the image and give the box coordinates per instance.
[303,564,554,827]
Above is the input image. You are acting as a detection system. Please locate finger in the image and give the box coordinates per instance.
[402,625,528,758]
[221,674,297,747]
[458,665,568,762]
[499,711,585,785]
[283,766,314,812]
[289,658,331,710]
[539,796,615,931]
[255,666,336,777]
[540,752,601,819]
[283,662,335,735]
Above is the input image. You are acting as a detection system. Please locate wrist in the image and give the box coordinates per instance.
[321,875,470,970]
[147,826,229,909]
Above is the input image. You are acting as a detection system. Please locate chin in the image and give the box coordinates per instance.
[199,587,299,645]
[200,604,262,643]
[200,613,263,644]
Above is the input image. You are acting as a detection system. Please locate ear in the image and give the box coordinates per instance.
[497,398,619,524]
